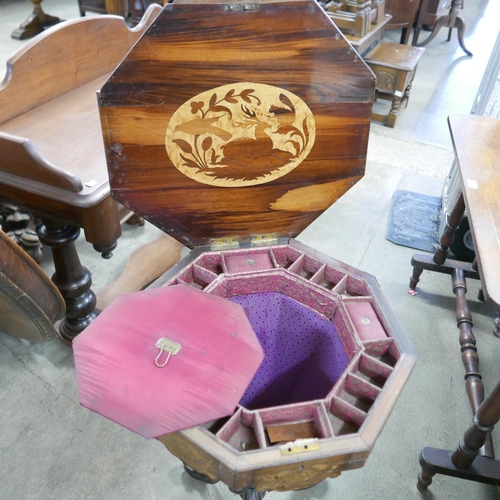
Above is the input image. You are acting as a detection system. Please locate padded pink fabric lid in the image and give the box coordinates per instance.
[73,284,264,439]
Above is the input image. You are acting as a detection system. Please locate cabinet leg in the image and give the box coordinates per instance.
[38,221,99,343]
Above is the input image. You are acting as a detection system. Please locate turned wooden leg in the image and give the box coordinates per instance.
[454,16,473,57]
[416,290,500,491]
[434,192,465,265]
[452,380,500,470]
[452,268,494,458]
[11,0,61,40]
[408,266,423,293]
[403,78,414,108]
[414,0,472,56]
[414,15,449,48]
[37,220,99,343]
[386,93,403,128]
[416,461,435,491]
[129,0,147,26]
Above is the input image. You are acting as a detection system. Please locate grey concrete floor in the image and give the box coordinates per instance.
[1,0,500,499]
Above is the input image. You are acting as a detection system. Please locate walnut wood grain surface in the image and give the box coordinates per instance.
[99,0,375,247]
[448,114,500,308]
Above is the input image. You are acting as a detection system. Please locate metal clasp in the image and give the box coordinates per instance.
[155,338,182,368]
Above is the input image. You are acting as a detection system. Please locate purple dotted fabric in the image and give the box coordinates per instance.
[230,292,348,410]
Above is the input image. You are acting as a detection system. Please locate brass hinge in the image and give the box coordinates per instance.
[250,233,279,247]
[209,233,279,250]
[222,3,259,12]
[210,236,240,251]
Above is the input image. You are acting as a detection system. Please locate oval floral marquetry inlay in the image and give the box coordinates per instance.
[165,83,316,187]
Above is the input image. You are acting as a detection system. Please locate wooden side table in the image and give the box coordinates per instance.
[412,0,472,56]
[364,41,425,127]
[409,114,500,489]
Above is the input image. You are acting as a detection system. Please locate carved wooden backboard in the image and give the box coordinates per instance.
[98,0,376,247]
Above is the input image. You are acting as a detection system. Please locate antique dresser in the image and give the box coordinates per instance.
[73,1,417,498]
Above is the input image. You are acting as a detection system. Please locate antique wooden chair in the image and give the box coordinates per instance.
[0,4,162,343]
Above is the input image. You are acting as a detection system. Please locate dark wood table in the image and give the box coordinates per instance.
[410,114,500,489]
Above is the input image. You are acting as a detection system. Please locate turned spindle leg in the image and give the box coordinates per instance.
[451,380,500,470]
[452,268,494,457]
[408,266,423,294]
[416,460,435,492]
[434,192,465,265]
[129,0,147,26]
[38,220,99,343]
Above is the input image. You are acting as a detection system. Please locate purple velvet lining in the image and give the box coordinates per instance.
[230,292,348,410]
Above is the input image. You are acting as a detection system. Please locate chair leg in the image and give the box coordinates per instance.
[37,220,99,343]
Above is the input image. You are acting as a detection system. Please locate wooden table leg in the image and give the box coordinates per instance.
[37,220,99,343]
[129,0,147,26]
[452,267,494,458]
[417,380,500,491]
[435,192,465,264]
[409,192,466,292]
[414,0,472,56]
[11,0,61,40]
